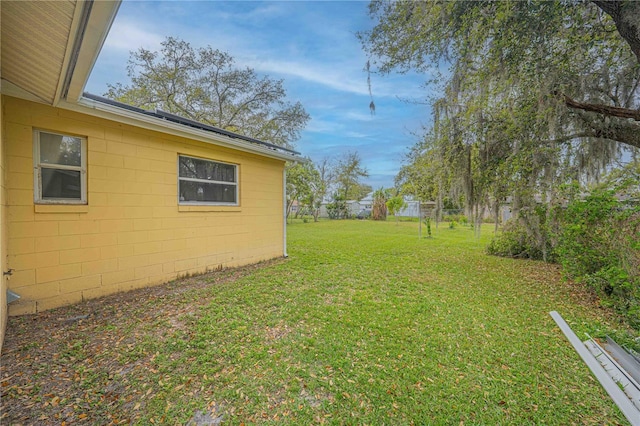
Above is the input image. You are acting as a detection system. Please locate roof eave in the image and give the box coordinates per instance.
[0,80,49,105]
[56,0,121,106]
[60,96,301,163]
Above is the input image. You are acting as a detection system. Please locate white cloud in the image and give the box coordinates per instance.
[305,117,340,133]
[243,3,287,20]
[252,59,370,96]
[345,131,370,138]
[104,20,164,51]
[344,111,375,122]
[244,57,430,101]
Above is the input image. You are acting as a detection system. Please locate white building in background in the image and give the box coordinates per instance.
[318,194,424,218]
[359,193,373,210]
[346,200,361,216]
[397,200,420,217]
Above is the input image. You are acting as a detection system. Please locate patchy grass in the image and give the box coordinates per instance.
[1,220,634,425]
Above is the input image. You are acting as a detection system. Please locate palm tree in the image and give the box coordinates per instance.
[372,187,390,221]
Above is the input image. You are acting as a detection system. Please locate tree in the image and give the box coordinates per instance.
[363,0,639,240]
[286,160,314,219]
[106,37,310,148]
[395,133,453,223]
[304,159,332,222]
[285,158,331,222]
[334,151,369,200]
[309,158,333,222]
[371,187,390,221]
[361,1,640,149]
[354,183,374,201]
[326,193,348,219]
[386,195,407,224]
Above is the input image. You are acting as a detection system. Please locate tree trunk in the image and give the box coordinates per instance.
[493,199,500,234]
[286,200,294,221]
[593,0,640,63]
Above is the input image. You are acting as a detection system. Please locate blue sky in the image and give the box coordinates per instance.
[86,0,434,189]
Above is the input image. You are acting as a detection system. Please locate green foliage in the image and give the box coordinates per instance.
[286,159,325,221]
[488,170,640,329]
[367,0,640,328]
[326,193,348,219]
[106,36,309,148]
[424,216,432,238]
[386,195,406,217]
[361,1,640,149]
[488,197,563,263]
[487,220,546,260]
[395,137,446,203]
[556,191,618,277]
[333,151,369,200]
[442,213,467,224]
[369,0,640,256]
[556,190,640,328]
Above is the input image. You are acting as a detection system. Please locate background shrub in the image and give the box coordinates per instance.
[488,187,639,330]
[486,219,545,260]
[556,192,639,329]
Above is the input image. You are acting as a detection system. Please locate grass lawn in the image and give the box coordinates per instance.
[1,219,634,425]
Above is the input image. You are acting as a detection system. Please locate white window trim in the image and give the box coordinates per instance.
[33,130,87,205]
[177,154,239,206]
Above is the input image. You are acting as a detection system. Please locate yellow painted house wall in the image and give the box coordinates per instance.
[3,95,285,315]
[0,93,7,352]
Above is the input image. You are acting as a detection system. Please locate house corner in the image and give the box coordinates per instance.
[0,94,7,354]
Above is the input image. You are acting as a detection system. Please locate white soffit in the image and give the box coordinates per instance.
[0,0,119,106]
[1,0,77,104]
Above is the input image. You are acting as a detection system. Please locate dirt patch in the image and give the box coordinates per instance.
[264,321,293,342]
[299,388,334,408]
[0,259,283,425]
[186,402,224,426]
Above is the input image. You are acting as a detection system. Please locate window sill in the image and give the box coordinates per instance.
[35,204,89,213]
[178,205,241,213]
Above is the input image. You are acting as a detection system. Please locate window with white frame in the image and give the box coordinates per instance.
[33,130,87,204]
[178,155,238,205]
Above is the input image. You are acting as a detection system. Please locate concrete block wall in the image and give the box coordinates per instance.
[1,93,7,352]
[2,96,285,315]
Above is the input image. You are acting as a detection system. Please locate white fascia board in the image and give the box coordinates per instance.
[53,0,88,106]
[58,0,121,105]
[61,97,300,163]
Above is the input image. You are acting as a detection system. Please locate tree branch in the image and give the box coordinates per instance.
[544,132,597,145]
[555,91,640,120]
[571,109,640,149]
